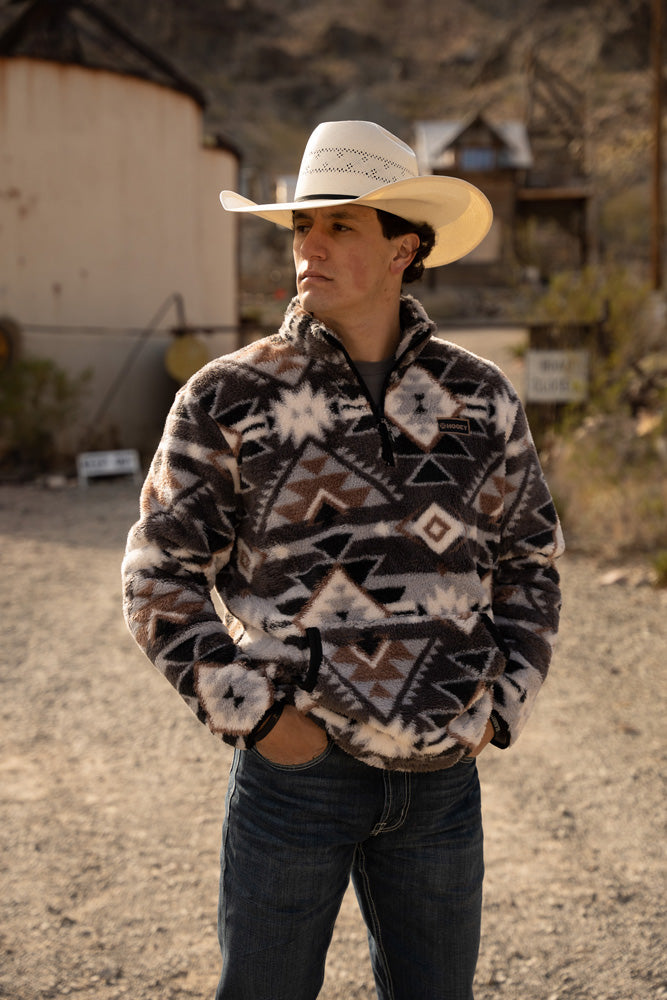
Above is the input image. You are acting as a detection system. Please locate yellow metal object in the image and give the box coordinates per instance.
[165,333,210,384]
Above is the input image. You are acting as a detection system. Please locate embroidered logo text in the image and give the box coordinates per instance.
[437,418,471,435]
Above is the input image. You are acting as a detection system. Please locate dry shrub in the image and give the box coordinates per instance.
[535,268,667,562]
[0,358,91,476]
[546,421,667,558]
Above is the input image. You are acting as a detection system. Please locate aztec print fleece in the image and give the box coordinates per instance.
[122,295,564,771]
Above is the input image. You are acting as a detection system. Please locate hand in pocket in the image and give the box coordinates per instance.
[256,706,328,765]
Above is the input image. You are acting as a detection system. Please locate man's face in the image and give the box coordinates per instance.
[292,205,402,336]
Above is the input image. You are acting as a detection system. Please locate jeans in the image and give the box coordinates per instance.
[215,742,484,1000]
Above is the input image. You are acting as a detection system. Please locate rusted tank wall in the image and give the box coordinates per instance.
[0,57,239,454]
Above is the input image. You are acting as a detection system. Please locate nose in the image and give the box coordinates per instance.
[296,220,327,259]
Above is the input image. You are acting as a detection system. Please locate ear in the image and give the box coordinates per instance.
[390,233,420,276]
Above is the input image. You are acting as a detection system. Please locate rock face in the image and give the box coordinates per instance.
[0,0,649,171]
[0,0,655,293]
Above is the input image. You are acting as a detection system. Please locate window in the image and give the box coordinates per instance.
[459,147,496,171]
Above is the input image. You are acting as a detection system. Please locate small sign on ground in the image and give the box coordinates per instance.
[77,449,142,487]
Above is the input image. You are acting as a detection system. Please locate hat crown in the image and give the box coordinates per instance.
[294,121,419,201]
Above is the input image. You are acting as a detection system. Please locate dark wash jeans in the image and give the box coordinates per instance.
[215,742,484,1000]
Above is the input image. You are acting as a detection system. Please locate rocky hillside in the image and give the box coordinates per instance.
[0,0,658,294]
[95,0,654,190]
[1,0,654,189]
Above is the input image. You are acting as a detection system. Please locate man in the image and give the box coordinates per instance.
[122,121,564,1000]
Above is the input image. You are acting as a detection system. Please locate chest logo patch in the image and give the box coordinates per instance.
[438,418,471,435]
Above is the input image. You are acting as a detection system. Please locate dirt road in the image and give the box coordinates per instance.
[1,477,665,1000]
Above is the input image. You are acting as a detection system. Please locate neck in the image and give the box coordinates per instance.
[339,320,401,362]
[317,292,403,362]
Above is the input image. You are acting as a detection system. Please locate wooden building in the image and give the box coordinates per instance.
[414,113,533,284]
[413,63,594,285]
[516,52,595,276]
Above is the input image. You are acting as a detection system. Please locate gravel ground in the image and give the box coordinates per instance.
[1,479,666,1000]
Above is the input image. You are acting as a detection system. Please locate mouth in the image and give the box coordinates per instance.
[299,271,331,284]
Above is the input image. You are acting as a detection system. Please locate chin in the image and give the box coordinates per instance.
[298,288,327,315]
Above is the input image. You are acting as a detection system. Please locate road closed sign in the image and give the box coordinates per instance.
[525,349,589,403]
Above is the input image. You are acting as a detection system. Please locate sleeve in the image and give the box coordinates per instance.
[121,381,276,745]
[489,391,565,748]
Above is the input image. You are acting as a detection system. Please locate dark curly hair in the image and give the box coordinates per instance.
[376,209,436,284]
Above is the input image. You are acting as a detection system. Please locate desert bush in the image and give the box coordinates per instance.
[652,550,667,588]
[0,358,91,475]
[534,268,667,562]
[545,415,667,558]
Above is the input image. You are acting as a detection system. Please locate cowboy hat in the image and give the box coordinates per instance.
[219,120,493,267]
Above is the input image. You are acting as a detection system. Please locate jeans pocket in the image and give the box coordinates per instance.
[250,740,334,772]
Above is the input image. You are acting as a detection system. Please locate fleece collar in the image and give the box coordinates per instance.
[278,294,437,369]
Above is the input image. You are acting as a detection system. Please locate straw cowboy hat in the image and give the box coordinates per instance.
[219,120,493,267]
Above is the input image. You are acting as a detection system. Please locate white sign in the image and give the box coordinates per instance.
[77,449,142,487]
[525,349,589,403]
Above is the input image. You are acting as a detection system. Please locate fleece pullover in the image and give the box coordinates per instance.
[122,295,564,771]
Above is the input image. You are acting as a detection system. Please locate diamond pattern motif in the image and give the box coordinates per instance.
[123,295,563,769]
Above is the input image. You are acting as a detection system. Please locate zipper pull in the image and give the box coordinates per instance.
[379,420,396,466]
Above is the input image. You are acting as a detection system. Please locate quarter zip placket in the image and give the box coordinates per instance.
[322,329,431,467]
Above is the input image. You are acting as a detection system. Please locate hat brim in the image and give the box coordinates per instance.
[219,175,493,267]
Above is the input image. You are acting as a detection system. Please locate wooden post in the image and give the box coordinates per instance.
[652,0,664,289]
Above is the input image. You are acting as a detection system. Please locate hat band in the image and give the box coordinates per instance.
[296,193,356,202]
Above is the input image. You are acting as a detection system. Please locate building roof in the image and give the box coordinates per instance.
[0,0,207,106]
[414,114,533,172]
